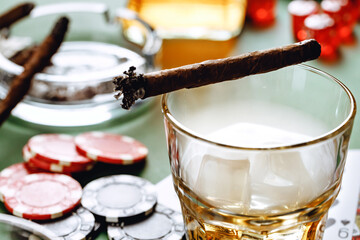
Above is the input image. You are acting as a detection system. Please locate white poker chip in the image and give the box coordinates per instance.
[40,207,95,240]
[81,174,157,223]
[107,204,185,240]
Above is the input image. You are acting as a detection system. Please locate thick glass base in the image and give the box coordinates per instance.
[174,177,336,240]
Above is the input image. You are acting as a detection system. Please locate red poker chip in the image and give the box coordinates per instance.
[23,146,94,173]
[27,134,93,167]
[26,156,95,173]
[74,132,148,165]
[0,163,45,202]
[4,173,82,220]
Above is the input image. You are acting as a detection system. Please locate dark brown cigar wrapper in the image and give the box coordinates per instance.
[114,39,321,109]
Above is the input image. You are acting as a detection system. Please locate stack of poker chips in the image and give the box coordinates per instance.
[0,132,185,240]
[23,132,149,173]
[83,175,185,240]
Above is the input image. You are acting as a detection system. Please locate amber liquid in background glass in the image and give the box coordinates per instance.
[126,0,247,68]
[160,38,238,69]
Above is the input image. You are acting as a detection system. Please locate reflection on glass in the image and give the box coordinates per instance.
[162,65,356,239]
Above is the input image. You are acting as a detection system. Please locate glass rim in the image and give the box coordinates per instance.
[161,64,357,151]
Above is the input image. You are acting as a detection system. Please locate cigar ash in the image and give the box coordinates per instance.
[113,66,146,110]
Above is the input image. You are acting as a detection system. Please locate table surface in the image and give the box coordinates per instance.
[0,0,360,239]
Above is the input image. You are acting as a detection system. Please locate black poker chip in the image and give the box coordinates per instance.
[107,204,185,240]
[39,207,95,240]
[81,174,157,223]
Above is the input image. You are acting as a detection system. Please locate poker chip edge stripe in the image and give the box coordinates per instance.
[23,146,94,173]
[75,145,147,165]
[74,132,148,165]
[27,134,93,167]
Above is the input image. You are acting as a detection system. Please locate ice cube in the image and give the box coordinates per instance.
[207,122,311,148]
[179,139,209,189]
[194,154,251,212]
[300,139,336,194]
[250,151,317,213]
[178,122,336,215]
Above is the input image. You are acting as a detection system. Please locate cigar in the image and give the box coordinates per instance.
[10,45,39,66]
[0,17,69,126]
[114,39,321,109]
[0,2,35,30]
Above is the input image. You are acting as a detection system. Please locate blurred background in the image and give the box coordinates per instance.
[0,0,360,166]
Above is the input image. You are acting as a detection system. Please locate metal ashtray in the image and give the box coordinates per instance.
[0,213,57,239]
[0,2,161,128]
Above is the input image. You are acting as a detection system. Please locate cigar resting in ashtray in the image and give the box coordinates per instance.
[0,3,40,67]
[0,2,35,30]
[0,17,69,126]
[114,39,321,109]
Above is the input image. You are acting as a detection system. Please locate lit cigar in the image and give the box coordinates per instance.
[114,39,321,109]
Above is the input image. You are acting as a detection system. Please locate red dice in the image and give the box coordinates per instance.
[288,0,319,41]
[304,13,339,60]
[321,0,358,43]
[247,0,277,27]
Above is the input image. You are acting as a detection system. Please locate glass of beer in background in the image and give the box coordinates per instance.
[126,0,247,68]
[162,64,356,239]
